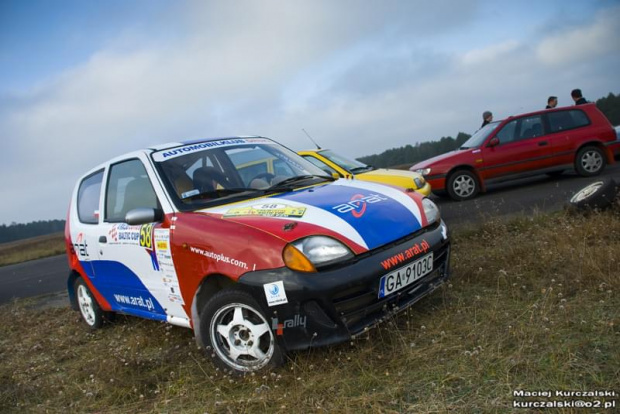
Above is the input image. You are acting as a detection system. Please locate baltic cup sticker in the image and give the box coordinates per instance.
[263,281,288,307]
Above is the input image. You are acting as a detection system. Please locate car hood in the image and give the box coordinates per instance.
[410,149,471,169]
[359,168,422,179]
[198,180,426,252]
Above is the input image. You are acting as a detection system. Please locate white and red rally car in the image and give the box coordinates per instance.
[66,137,450,373]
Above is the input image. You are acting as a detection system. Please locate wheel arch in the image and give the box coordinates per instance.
[67,270,81,311]
[446,165,486,192]
[191,273,237,348]
[575,141,614,165]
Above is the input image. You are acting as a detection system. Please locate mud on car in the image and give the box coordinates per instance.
[66,137,451,374]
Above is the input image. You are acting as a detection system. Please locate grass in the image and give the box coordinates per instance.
[1,207,619,413]
[0,233,65,267]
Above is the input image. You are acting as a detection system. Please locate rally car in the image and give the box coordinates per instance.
[298,148,432,196]
[66,137,450,374]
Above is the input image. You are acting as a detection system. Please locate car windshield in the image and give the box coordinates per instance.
[152,138,333,210]
[319,149,373,173]
[460,122,500,149]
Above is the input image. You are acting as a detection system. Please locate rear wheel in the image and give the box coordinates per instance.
[575,146,605,177]
[446,170,479,201]
[75,278,103,329]
[200,289,284,374]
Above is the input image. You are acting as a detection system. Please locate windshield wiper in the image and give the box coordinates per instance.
[269,175,334,190]
[183,187,270,202]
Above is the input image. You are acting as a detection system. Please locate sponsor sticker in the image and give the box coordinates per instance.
[154,229,185,305]
[263,281,288,307]
[332,193,389,218]
[271,314,307,335]
[224,204,306,218]
[152,138,273,161]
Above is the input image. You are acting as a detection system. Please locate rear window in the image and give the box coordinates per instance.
[548,110,590,133]
[77,170,103,224]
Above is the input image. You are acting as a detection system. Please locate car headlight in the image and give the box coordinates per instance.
[422,198,440,225]
[413,177,425,188]
[283,236,354,272]
[416,168,431,176]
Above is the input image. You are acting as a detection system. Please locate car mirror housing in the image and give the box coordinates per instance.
[488,137,500,147]
[125,207,164,225]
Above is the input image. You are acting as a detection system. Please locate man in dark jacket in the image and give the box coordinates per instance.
[571,89,588,105]
[546,96,557,109]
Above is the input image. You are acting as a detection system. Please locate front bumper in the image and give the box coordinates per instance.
[238,220,451,352]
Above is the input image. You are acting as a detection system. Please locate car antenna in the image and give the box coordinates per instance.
[302,128,321,149]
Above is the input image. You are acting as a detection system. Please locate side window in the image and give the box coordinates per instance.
[495,120,517,144]
[548,110,590,133]
[301,155,340,175]
[105,159,159,222]
[569,110,590,128]
[77,170,104,224]
[517,115,544,140]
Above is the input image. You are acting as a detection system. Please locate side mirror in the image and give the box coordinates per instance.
[488,137,500,147]
[332,172,340,179]
[126,207,164,225]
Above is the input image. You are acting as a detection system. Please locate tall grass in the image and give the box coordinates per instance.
[0,233,65,266]
[1,208,618,413]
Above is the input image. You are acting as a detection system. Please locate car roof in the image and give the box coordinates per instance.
[502,103,596,121]
[78,136,266,179]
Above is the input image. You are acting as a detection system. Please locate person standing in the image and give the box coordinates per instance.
[571,89,588,105]
[481,111,493,128]
[546,96,557,109]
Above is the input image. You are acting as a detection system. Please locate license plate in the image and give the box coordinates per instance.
[378,253,434,298]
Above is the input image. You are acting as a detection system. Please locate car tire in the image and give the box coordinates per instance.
[446,170,479,201]
[200,289,285,374]
[575,146,606,177]
[74,278,104,329]
[568,178,618,210]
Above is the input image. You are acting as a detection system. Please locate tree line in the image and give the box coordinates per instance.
[0,220,65,244]
[358,92,620,168]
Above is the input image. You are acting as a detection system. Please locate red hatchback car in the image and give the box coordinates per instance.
[411,104,619,200]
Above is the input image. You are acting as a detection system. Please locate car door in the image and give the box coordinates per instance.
[480,114,554,180]
[94,155,189,324]
[545,108,593,167]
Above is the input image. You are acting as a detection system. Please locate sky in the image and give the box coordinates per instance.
[1,0,619,225]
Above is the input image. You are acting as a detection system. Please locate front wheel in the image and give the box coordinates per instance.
[446,170,479,201]
[200,289,285,374]
[575,146,605,177]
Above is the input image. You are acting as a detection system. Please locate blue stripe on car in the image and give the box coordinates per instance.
[82,260,167,321]
[275,184,421,250]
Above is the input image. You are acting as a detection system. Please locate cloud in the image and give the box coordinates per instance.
[461,40,520,66]
[1,0,619,224]
[537,5,620,66]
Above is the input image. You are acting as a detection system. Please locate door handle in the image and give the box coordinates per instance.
[538,141,548,146]
[99,236,107,243]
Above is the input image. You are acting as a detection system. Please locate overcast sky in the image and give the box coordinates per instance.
[1,0,619,224]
